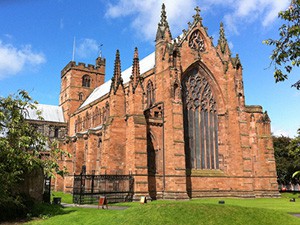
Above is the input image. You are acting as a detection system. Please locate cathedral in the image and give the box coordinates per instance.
[30,4,279,200]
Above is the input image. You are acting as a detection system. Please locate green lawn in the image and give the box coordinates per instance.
[25,192,300,225]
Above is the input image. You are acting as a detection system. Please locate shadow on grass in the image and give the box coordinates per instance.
[27,203,77,221]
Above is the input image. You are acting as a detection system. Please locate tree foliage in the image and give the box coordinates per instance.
[264,0,300,89]
[0,90,69,204]
[274,133,300,184]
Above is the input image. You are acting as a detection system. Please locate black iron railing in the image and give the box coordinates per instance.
[73,174,134,204]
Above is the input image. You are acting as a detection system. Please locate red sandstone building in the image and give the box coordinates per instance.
[31,5,279,199]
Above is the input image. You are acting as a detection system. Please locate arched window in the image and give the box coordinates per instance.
[86,112,90,128]
[146,80,155,108]
[79,92,84,101]
[82,75,91,87]
[93,107,100,126]
[75,119,78,133]
[82,116,86,130]
[173,82,180,101]
[102,107,106,123]
[63,77,67,89]
[182,67,219,170]
[98,108,101,125]
[77,116,82,132]
[105,102,110,122]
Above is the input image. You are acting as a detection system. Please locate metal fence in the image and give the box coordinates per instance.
[73,174,134,204]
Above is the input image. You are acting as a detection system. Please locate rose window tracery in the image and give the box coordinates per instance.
[189,30,205,52]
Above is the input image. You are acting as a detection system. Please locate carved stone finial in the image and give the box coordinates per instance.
[133,47,138,59]
[193,6,203,22]
[195,6,201,15]
[231,53,241,69]
[218,22,228,54]
[159,3,168,27]
[156,3,172,41]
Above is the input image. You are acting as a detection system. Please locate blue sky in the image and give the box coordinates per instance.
[0,0,299,137]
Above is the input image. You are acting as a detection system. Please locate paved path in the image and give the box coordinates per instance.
[61,203,128,210]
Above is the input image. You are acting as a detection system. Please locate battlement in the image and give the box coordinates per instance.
[61,57,106,77]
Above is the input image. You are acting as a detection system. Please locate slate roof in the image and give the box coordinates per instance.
[26,104,65,123]
[80,52,155,109]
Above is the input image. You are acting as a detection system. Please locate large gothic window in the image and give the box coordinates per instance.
[182,67,219,170]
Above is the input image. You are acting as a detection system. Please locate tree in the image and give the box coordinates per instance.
[274,135,294,184]
[273,134,300,185]
[0,91,69,208]
[264,0,300,89]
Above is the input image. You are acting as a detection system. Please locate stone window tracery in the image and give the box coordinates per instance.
[182,67,218,170]
[189,30,205,52]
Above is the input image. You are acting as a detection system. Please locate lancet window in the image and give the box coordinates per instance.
[182,67,219,170]
[146,80,155,108]
[79,92,84,101]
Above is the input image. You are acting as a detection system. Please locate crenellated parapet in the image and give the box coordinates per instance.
[61,58,105,78]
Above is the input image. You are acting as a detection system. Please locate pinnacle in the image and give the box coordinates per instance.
[219,22,226,41]
[113,49,121,80]
[218,22,229,54]
[134,47,139,59]
[159,3,168,27]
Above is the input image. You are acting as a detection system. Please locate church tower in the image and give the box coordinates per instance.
[59,57,106,121]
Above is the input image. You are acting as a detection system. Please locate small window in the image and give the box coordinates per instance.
[54,128,59,138]
[146,80,155,108]
[82,75,91,87]
[79,92,84,101]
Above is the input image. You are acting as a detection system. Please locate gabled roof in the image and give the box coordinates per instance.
[80,52,155,109]
[26,104,65,123]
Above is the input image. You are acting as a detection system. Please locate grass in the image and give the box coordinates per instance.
[50,191,73,204]
[24,192,300,225]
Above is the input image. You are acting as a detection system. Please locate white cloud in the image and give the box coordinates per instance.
[0,40,46,80]
[105,0,197,41]
[272,128,292,138]
[76,38,100,59]
[203,0,290,33]
[104,0,291,39]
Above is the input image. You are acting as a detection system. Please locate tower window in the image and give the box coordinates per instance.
[82,75,91,87]
[79,92,84,101]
